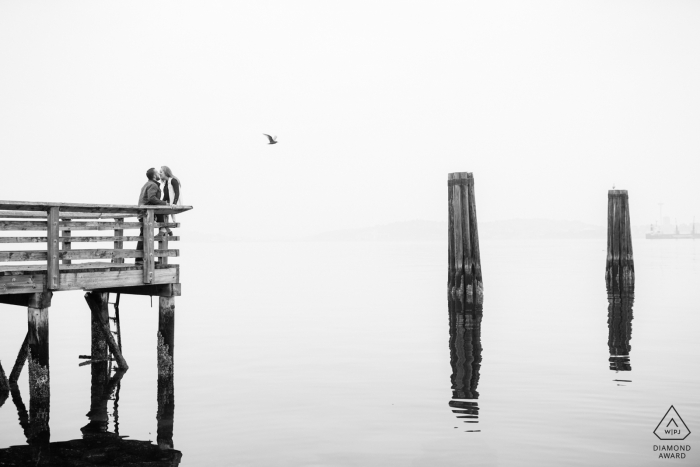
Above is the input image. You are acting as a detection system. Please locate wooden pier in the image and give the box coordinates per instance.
[0,200,191,460]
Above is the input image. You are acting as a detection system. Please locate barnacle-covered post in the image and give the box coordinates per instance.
[157,296,175,449]
[27,292,52,448]
[448,172,483,312]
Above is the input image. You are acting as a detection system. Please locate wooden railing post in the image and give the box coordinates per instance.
[159,234,169,266]
[46,207,60,290]
[113,217,124,264]
[61,217,71,265]
[143,210,155,284]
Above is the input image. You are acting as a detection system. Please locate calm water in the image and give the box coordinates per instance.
[1,238,699,465]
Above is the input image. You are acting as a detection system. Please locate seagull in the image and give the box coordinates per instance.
[263,134,278,145]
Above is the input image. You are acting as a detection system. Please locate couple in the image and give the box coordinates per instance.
[136,166,183,262]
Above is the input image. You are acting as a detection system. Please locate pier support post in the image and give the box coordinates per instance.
[87,292,110,363]
[157,296,175,449]
[448,172,483,312]
[606,190,634,292]
[27,293,51,447]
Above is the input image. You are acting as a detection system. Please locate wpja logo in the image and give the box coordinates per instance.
[653,406,692,460]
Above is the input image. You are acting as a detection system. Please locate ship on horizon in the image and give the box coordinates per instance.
[646,218,700,240]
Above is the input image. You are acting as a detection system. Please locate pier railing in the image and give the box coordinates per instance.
[0,201,192,291]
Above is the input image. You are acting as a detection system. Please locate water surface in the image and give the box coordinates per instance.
[1,238,699,465]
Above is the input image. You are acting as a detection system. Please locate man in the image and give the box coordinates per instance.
[135,168,169,263]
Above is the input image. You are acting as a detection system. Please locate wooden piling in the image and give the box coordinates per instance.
[27,296,50,445]
[606,190,634,292]
[87,292,110,363]
[448,172,483,311]
[84,292,129,370]
[157,296,175,449]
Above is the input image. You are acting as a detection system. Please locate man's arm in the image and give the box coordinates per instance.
[145,184,168,205]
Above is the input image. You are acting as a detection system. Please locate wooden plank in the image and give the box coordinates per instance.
[0,274,43,294]
[59,267,178,291]
[466,173,482,304]
[0,235,179,243]
[1,261,175,273]
[0,249,178,262]
[84,292,129,370]
[61,217,71,265]
[143,210,155,284]
[452,181,464,302]
[0,292,51,308]
[113,217,124,264]
[90,283,181,297]
[0,266,178,294]
[0,200,193,215]
[0,211,138,219]
[0,221,179,231]
[47,207,60,290]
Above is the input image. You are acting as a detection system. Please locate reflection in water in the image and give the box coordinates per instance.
[607,288,634,373]
[448,299,483,432]
[0,364,182,465]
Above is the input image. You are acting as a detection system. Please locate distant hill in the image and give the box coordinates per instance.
[303,219,650,241]
[189,219,651,242]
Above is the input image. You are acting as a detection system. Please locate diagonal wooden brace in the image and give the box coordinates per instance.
[84,293,129,370]
[9,332,29,384]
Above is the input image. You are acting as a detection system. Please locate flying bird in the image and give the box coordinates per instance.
[263,134,278,145]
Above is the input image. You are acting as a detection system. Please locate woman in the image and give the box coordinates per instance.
[160,165,182,235]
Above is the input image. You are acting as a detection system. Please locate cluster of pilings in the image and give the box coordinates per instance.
[448,172,483,313]
[0,290,179,464]
[606,190,634,292]
[447,172,484,431]
[445,176,640,428]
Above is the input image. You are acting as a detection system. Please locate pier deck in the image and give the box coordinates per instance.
[0,200,191,296]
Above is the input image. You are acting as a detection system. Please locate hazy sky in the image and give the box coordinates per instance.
[1,1,699,238]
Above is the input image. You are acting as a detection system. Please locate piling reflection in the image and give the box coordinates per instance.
[0,366,182,465]
[448,299,482,431]
[607,288,634,372]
